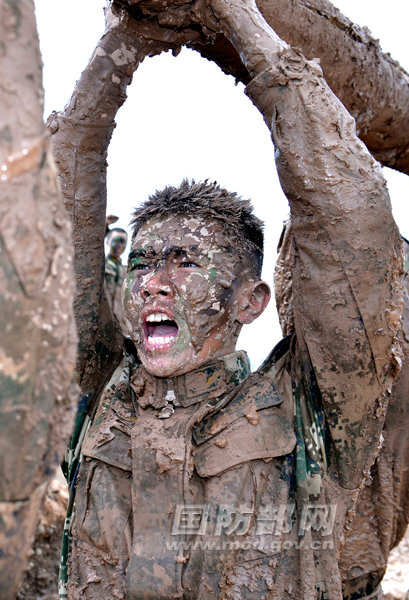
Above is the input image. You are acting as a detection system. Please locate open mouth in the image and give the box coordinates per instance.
[144,312,179,350]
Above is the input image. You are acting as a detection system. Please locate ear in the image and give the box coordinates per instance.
[236,280,271,325]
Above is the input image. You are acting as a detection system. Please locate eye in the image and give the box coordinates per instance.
[180,261,198,268]
[129,261,150,272]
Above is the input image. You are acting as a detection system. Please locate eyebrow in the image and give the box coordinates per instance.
[128,245,201,261]
[128,248,154,261]
[164,245,201,257]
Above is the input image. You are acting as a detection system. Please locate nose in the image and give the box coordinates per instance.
[140,264,174,300]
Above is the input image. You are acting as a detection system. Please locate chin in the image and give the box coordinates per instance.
[138,350,192,378]
[138,343,218,378]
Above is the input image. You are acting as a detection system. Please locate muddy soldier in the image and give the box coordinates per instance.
[105,226,128,328]
[57,1,404,599]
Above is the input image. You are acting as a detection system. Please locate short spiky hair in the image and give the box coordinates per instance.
[130,180,264,277]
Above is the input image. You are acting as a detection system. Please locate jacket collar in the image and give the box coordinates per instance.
[129,351,250,416]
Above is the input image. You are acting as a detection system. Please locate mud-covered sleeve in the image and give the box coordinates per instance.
[208,0,403,487]
[67,363,136,599]
[48,8,177,399]
[48,19,134,399]
[67,458,132,600]
[245,47,403,487]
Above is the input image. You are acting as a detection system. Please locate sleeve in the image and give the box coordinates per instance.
[48,9,170,399]
[245,46,404,488]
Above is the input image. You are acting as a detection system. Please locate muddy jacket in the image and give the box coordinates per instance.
[66,42,403,600]
[68,343,332,599]
[67,327,400,600]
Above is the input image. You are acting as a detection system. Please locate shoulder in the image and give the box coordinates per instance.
[105,256,117,275]
[81,348,138,471]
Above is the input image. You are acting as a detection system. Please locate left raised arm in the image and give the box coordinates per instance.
[206,0,404,487]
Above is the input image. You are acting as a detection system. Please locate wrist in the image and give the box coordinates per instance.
[209,0,286,78]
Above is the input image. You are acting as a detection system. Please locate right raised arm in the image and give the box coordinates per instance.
[49,4,198,398]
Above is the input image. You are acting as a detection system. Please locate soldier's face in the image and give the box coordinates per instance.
[108,231,128,258]
[123,215,247,377]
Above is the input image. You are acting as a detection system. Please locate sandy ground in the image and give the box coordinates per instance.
[383,528,409,600]
[17,473,409,599]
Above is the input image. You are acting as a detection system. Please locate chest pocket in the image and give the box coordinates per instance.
[82,426,133,471]
[193,409,296,477]
[81,384,136,472]
[193,374,296,477]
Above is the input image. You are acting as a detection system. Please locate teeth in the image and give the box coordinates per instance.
[146,312,171,323]
[147,335,175,346]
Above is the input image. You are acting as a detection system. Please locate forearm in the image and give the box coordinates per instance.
[209,0,286,77]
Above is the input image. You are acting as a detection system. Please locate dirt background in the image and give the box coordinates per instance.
[383,531,409,600]
[16,470,409,600]
[17,473,67,600]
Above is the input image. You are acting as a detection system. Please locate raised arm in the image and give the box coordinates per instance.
[49,4,199,399]
[207,0,403,487]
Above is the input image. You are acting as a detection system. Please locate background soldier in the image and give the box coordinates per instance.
[105,224,129,330]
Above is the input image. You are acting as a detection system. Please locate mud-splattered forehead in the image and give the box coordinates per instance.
[131,215,231,254]
[130,180,264,276]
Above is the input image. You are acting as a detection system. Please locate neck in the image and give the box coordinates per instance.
[130,350,251,415]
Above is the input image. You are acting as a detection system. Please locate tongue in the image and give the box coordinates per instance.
[151,323,178,338]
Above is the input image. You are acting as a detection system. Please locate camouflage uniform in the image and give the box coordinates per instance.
[277,225,409,600]
[65,40,403,600]
[105,253,127,329]
[339,238,409,600]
